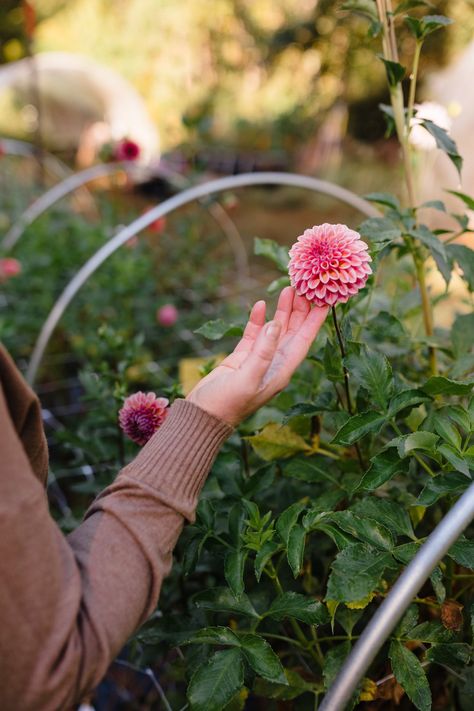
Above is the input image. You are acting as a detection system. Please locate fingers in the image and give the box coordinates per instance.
[272,286,294,336]
[240,319,282,384]
[286,292,310,334]
[234,300,266,353]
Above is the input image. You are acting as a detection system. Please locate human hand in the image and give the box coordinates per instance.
[186,287,328,426]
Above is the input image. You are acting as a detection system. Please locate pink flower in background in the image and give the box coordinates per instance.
[288,224,372,308]
[119,392,169,445]
[156,303,178,327]
[0,257,22,281]
[142,208,167,234]
[114,139,141,161]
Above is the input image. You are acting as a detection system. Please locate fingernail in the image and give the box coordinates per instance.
[265,321,281,340]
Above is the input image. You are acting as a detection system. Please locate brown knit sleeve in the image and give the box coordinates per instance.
[0,396,232,711]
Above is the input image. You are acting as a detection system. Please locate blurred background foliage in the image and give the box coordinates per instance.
[1,0,474,157]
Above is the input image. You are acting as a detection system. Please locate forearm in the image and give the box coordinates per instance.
[0,399,231,710]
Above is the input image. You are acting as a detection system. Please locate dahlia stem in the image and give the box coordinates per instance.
[331,307,365,471]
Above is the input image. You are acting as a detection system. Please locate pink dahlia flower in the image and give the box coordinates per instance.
[288,224,372,308]
[114,139,141,161]
[119,392,169,445]
[156,303,178,327]
[0,257,22,281]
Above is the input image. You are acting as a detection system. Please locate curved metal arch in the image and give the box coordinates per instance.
[26,171,378,385]
[2,161,141,250]
[320,481,474,710]
[0,137,73,181]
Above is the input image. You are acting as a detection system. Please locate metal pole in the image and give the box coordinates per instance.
[26,171,378,385]
[320,481,474,711]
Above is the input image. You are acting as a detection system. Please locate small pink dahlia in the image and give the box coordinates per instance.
[114,139,141,161]
[288,223,372,308]
[119,392,169,445]
[0,257,22,281]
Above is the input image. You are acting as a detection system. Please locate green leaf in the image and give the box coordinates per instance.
[246,423,311,461]
[438,442,470,477]
[389,641,431,711]
[332,411,386,446]
[432,411,462,449]
[355,448,404,491]
[422,375,474,397]
[359,216,401,244]
[394,0,429,14]
[253,669,317,701]
[447,189,474,211]
[194,319,243,340]
[406,621,454,644]
[351,497,414,539]
[397,431,439,457]
[183,626,240,647]
[254,237,289,272]
[448,536,474,569]
[276,502,306,547]
[388,389,431,417]
[329,511,394,550]
[287,524,306,577]
[254,540,282,582]
[396,604,419,636]
[417,472,469,506]
[346,347,393,409]
[188,648,244,711]
[342,0,378,20]
[430,566,446,604]
[364,192,401,211]
[323,641,352,691]
[407,225,447,261]
[421,119,462,174]
[266,591,330,625]
[378,56,406,87]
[405,14,452,39]
[238,633,287,684]
[282,457,342,486]
[193,588,260,619]
[393,542,420,565]
[326,543,395,603]
[422,199,446,212]
[225,549,247,597]
[447,244,474,290]
[267,275,290,294]
[452,313,474,357]
[426,643,472,672]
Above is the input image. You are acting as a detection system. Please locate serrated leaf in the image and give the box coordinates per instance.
[194,319,243,340]
[406,621,454,644]
[432,411,462,449]
[328,510,394,550]
[438,442,470,477]
[452,313,474,358]
[378,56,406,87]
[332,411,386,446]
[326,543,395,603]
[346,347,393,409]
[421,119,462,175]
[287,524,306,577]
[266,591,329,625]
[254,237,289,272]
[225,549,247,598]
[276,502,306,547]
[359,216,401,244]
[354,448,404,491]
[397,431,439,457]
[417,472,469,505]
[188,648,244,711]
[395,604,419,636]
[193,587,260,619]
[253,669,317,701]
[342,0,378,20]
[448,536,474,569]
[282,457,342,486]
[407,225,447,261]
[426,643,472,672]
[364,192,401,211]
[351,497,414,539]
[323,641,352,692]
[447,244,474,290]
[393,542,420,565]
[238,633,287,684]
[389,641,431,711]
[183,626,241,647]
[388,389,431,417]
[246,423,311,461]
[422,375,474,397]
[394,0,429,14]
[253,542,281,584]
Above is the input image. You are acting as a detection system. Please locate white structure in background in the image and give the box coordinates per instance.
[0,52,159,165]
[409,101,452,152]
[417,41,474,223]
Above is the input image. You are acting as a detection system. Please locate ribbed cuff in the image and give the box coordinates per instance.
[121,399,233,513]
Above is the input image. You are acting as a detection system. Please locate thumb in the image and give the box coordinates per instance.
[241,320,281,384]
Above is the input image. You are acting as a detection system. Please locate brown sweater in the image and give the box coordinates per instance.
[0,344,232,710]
